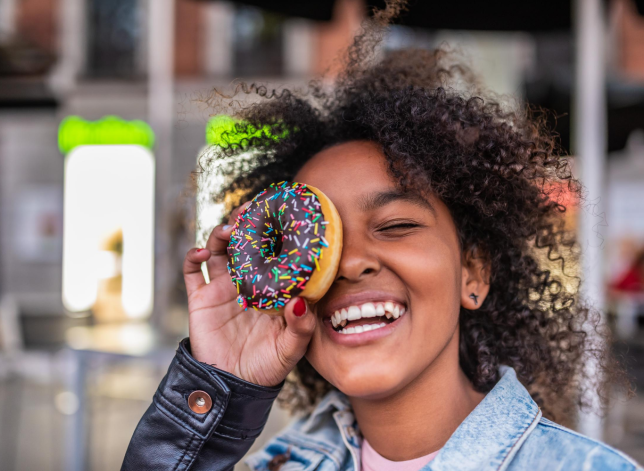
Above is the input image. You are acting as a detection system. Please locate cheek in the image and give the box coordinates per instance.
[388,234,462,311]
[384,235,463,373]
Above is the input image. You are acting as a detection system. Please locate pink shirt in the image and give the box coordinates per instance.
[361,438,439,471]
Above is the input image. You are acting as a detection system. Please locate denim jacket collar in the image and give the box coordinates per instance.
[247,366,542,471]
[426,366,542,471]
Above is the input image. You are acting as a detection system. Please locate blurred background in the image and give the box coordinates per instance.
[1,0,644,469]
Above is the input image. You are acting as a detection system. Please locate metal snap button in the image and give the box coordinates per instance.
[188,390,212,414]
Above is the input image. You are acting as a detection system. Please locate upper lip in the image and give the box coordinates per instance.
[321,290,407,320]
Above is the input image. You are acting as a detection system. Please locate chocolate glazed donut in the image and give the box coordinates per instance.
[226,181,342,315]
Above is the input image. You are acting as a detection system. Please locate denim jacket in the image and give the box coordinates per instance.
[122,339,641,471]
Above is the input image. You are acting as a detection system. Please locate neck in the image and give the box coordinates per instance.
[348,330,484,461]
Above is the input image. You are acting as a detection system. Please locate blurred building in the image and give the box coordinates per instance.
[0,0,366,327]
[0,0,644,469]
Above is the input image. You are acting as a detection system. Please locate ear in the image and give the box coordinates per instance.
[461,248,490,310]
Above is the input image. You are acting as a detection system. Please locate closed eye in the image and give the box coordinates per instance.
[377,220,424,232]
[381,223,420,230]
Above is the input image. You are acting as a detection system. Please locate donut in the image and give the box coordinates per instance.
[226,181,342,314]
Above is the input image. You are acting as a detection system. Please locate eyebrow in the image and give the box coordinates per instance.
[358,190,436,215]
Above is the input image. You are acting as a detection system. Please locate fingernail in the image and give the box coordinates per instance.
[196,248,205,253]
[293,297,306,317]
[223,225,232,230]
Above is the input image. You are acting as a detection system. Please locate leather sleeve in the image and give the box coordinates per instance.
[121,338,284,471]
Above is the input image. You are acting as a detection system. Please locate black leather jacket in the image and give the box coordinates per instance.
[121,338,283,471]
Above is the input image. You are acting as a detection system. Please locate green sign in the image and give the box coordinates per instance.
[205,115,288,149]
[58,116,155,154]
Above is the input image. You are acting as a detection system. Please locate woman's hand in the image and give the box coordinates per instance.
[183,203,317,387]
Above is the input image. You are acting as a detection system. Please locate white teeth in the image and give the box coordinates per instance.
[338,322,388,335]
[361,303,376,318]
[347,306,361,321]
[331,301,406,333]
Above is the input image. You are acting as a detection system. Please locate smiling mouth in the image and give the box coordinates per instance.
[329,301,406,335]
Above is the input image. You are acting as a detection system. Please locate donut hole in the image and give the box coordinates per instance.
[254,210,285,261]
[266,233,284,260]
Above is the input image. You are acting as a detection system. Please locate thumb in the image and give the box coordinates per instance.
[276,297,316,367]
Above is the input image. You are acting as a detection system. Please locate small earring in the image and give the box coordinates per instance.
[469,293,479,306]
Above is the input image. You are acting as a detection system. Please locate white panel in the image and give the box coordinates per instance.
[204,1,234,76]
[49,0,86,92]
[62,145,155,318]
[574,0,607,440]
[284,19,314,77]
[0,0,17,38]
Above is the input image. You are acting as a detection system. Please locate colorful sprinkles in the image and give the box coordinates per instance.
[226,181,329,311]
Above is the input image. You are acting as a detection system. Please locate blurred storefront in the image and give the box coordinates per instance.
[0,0,644,469]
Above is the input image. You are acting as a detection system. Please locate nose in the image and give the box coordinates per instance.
[335,229,380,282]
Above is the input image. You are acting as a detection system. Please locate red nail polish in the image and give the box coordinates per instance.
[293,298,306,317]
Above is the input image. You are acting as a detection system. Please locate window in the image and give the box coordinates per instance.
[86,0,142,78]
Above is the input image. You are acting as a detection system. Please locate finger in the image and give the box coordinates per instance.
[206,201,252,278]
[188,276,240,318]
[276,297,316,368]
[205,222,236,257]
[227,200,252,226]
[203,223,236,281]
[183,247,213,295]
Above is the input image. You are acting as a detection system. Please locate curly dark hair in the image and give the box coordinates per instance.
[199,1,627,424]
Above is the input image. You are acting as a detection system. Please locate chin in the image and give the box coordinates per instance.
[325,365,407,400]
[337,379,404,400]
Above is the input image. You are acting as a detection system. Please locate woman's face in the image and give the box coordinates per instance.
[294,140,482,399]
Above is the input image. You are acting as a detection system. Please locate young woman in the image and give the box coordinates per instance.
[122,4,639,470]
